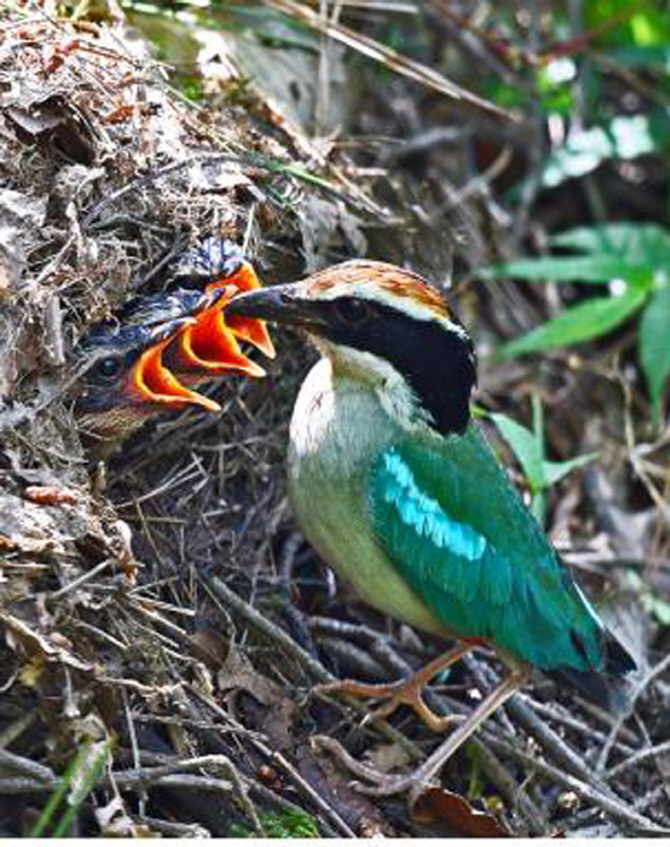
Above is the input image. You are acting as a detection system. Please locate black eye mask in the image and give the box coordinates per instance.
[314,298,477,436]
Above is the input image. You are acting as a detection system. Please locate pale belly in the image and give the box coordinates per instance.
[287,359,448,637]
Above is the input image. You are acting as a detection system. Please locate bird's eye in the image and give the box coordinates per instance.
[95,356,122,380]
[335,298,369,324]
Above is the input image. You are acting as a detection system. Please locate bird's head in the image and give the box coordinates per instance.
[73,290,223,446]
[72,238,276,452]
[226,260,477,436]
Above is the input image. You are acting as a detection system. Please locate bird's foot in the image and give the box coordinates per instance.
[314,669,529,804]
[316,676,461,732]
[315,644,472,732]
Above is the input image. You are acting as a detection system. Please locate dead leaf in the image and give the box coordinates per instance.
[216,643,283,706]
[6,101,68,135]
[412,786,510,837]
[17,654,46,688]
[363,741,413,774]
[95,796,138,837]
[0,189,47,292]
[296,742,388,835]
[0,610,93,673]
[189,626,230,670]
[23,485,79,506]
[0,535,16,551]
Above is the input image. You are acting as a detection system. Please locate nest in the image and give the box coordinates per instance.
[1,3,669,839]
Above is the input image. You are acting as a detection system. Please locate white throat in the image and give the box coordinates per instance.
[313,337,435,434]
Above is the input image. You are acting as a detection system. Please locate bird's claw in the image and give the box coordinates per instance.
[315,677,459,733]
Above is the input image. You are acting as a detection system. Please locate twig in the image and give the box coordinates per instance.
[426,0,527,86]
[128,712,264,738]
[207,575,616,831]
[122,688,145,817]
[96,676,184,696]
[0,777,60,794]
[478,731,668,834]
[49,557,115,600]
[467,738,547,835]
[127,598,192,643]
[319,636,389,679]
[510,0,546,247]
[464,654,517,738]
[206,575,335,684]
[204,577,428,758]
[504,693,606,788]
[632,785,670,817]
[112,750,264,829]
[131,814,210,838]
[574,697,640,745]
[606,739,670,779]
[514,693,636,755]
[72,619,129,653]
[315,678,666,834]
[309,615,418,677]
[0,750,56,783]
[187,685,355,837]
[0,713,35,750]
[111,754,238,785]
[259,747,356,838]
[311,734,392,785]
[264,0,512,119]
[208,757,263,836]
[81,151,367,230]
[596,652,670,773]
[121,773,233,793]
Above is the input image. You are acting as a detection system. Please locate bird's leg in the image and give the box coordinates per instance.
[316,643,473,732]
[325,666,530,800]
[404,666,529,803]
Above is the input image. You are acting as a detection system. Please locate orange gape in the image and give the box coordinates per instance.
[212,260,276,359]
[128,268,275,414]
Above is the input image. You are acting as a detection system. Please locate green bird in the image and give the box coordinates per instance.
[226,259,635,795]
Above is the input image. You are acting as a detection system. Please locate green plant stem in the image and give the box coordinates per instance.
[31,748,87,838]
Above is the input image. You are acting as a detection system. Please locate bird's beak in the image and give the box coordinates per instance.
[208,260,276,359]
[163,286,267,381]
[129,319,222,412]
[225,283,322,331]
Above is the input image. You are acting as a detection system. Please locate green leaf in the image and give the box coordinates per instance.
[484,256,640,284]
[500,287,646,357]
[639,284,670,424]
[541,116,657,188]
[491,402,596,526]
[530,491,546,523]
[609,44,670,68]
[489,413,544,493]
[550,223,670,273]
[649,597,670,626]
[543,453,598,487]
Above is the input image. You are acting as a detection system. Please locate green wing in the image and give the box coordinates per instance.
[369,423,604,672]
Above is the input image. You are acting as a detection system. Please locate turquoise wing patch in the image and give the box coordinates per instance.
[381,450,487,561]
[369,426,604,673]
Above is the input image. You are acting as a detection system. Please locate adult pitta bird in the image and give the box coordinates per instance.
[226,259,635,797]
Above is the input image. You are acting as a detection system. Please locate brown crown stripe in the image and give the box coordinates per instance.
[306,260,452,320]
